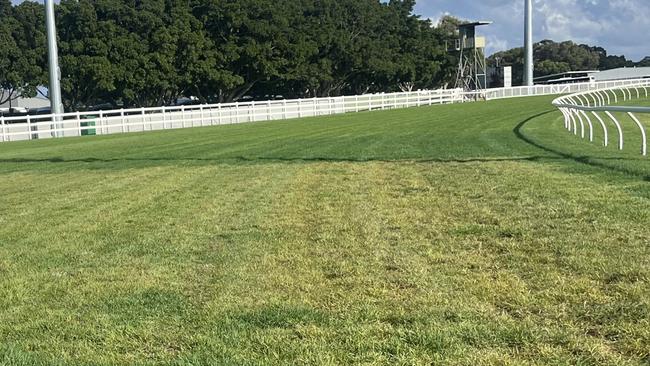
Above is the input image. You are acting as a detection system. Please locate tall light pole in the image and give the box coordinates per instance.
[45,0,63,135]
[524,0,534,86]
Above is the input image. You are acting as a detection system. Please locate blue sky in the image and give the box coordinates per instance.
[412,0,649,61]
[12,0,650,61]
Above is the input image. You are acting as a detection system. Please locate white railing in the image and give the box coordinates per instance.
[0,89,463,142]
[2,76,650,143]
[482,78,650,100]
[552,81,650,156]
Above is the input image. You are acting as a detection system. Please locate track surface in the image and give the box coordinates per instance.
[0,95,648,365]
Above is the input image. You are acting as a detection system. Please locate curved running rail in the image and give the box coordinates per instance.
[552,82,650,156]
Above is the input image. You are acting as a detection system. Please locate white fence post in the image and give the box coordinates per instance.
[162,107,167,129]
[120,109,125,133]
[50,113,56,138]
[26,115,32,140]
[76,111,82,136]
[99,111,105,135]
[628,112,648,156]
[0,115,5,142]
[283,100,287,119]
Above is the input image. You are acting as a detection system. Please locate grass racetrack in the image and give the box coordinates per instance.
[1,95,649,365]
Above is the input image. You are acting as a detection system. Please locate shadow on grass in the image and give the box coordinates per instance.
[0,155,571,166]
[0,109,647,180]
[513,110,650,182]
[0,152,646,175]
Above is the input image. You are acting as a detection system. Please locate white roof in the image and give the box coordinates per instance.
[591,67,650,82]
[0,90,50,109]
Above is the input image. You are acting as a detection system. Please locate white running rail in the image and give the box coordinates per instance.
[0,89,464,142]
[552,81,650,156]
[2,77,650,143]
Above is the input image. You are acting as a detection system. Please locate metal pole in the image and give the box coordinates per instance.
[524,0,534,86]
[45,0,63,137]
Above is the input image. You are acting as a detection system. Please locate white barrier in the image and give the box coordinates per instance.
[2,77,650,143]
[481,78,650,101]
[552,81,650,156]
[0,89,463,142]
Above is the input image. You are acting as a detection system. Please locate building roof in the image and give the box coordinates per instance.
[591,67,650,82]
[459,21,493,28]
[534,70,598,81]
[0,90,50,110]
[532,71,597,85]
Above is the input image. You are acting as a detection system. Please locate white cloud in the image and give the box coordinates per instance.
[413,0,650,61]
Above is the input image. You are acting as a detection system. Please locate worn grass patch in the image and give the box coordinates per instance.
[0,96,648,365]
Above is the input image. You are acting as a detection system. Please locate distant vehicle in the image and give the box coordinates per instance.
[0,107,29,118]
[10,107,28,114]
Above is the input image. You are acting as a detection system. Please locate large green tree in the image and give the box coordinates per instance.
[488,40,643,86]
[3,0,460,108]
[191,0,295,102]
[0,0,46,108]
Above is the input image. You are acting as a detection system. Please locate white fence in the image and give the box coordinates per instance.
[482,78,650,100]
[0,89,463,142]
[2,77,650,143]
[552,81,650,156]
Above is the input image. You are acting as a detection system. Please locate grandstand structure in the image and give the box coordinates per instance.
[534,67,650,85]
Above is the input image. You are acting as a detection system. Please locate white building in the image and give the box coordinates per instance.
[591,67,650,82]
[0,90,50,113]
[534,71,597,85]
[534,67,650,85]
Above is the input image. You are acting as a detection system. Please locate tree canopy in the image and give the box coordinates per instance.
[489,39,645,86]
[2,1,648,111]
[0,0,46,107]
[0,0,460,110]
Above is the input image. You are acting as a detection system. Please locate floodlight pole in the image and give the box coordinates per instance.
[524,0,534,86]
[45,0,63,136]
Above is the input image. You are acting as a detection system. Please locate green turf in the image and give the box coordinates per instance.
[0,95,648,365]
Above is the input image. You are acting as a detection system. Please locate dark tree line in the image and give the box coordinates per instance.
[3,0,646,111]
[0,0,461,111]
[489,40,649,86]
[0,0,46,108]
